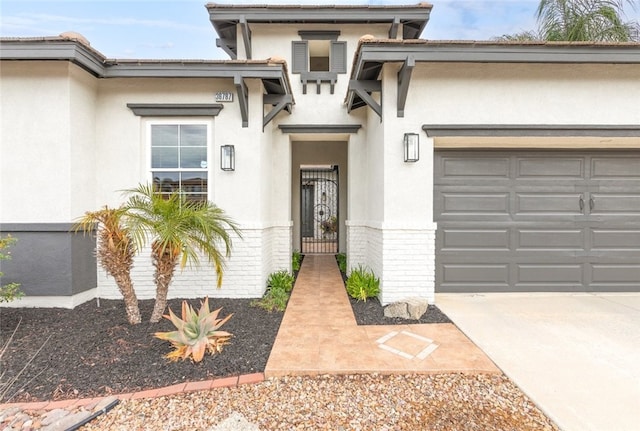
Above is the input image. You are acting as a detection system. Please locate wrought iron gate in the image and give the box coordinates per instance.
[300,166,339,254]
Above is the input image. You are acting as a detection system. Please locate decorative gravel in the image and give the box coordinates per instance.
[78,374,559,431]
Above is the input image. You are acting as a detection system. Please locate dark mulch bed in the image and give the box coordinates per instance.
[337,262,452,326]
[0,298,283,403]
[1,259,451,403]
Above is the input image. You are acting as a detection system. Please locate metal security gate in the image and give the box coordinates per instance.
[300,166,339,254]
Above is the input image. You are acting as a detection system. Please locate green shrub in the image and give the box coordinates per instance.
[0,235,22,303]
[252,269,295,312]
[251,286,290,312]
[346,264,380,302]
[292,250,302,272]
[336,253,347,274]
[267,269,294,293]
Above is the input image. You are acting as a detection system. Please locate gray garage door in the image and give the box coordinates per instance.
[434,150,640,292]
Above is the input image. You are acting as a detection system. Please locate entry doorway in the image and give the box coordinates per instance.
[300,165,339,254]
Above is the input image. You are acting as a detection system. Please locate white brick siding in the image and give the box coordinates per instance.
[97,222,292,300]
[346,221,437,305]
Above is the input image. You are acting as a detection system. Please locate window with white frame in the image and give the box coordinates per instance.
[149,122,209,202]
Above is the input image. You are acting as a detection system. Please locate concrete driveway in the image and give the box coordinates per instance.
[436,293,640,431]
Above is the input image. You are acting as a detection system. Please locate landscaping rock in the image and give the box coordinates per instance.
[383,298,429,320]
[211,411,261,431]
[383,302,409,319]
[42,410,92,431]
[406,298,429,320]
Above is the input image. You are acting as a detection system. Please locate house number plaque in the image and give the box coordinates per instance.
[215,91,233,102]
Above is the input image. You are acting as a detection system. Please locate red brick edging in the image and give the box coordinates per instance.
[0,373,265,412]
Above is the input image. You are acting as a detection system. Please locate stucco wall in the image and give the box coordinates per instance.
[408,62,640,125]
[1,62,74,222]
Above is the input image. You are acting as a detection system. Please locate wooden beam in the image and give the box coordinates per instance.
[239,16,252,59]
[397,55,414,118]
[389,16,400,39]
[234,75,248,127]
[216,38,237,60]
[348,80,382,118]
[263,94,293,129]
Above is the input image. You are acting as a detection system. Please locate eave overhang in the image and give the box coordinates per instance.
[347,40,640,118]
[1,38,294,128]
[207,3,432,59]
[0,38,106,76]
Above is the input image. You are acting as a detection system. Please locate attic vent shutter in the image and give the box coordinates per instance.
[330,41,347,74]
[292,41,308,74]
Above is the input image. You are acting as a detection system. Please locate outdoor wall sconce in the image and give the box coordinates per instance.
[220,145,235,171]
[404,133,419,163]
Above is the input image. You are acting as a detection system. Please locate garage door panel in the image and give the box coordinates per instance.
[516,157,584,178]
[441,264,509,284]
[590,193,640,215]
[516,193,583,215]
[516,264,584,284]
[441,192,510,215]
[591,265,640,284]
[517,229,584,250]
[440,228,510,250]
[591,229,640,250]
[439,156,510,178]
[591,157,640,178]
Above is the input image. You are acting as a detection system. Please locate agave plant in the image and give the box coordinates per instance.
[154,297,232,362]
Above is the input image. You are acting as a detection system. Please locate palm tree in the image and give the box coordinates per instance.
[494,30,541,41]
[537,0,639,41]
[123,184,241,322]
[495,0,639,42]
[75,207,141,324]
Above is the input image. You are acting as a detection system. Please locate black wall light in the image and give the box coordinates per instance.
[404,133,419,162]
[220,145,235,171]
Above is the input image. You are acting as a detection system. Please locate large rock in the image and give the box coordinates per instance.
[384,298,429,320]
[383,302,409,319]
[212,412,261,431]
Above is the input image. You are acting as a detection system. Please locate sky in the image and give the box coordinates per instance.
[1,0,638,60]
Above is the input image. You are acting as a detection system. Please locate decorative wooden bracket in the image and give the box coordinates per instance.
[235,75,249,128]
[216,39,236,60]
[389,17,400,39]
[263,94,293,129]
[239,16,252,59]
[397,55,415,118]
[348,80,382,119]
